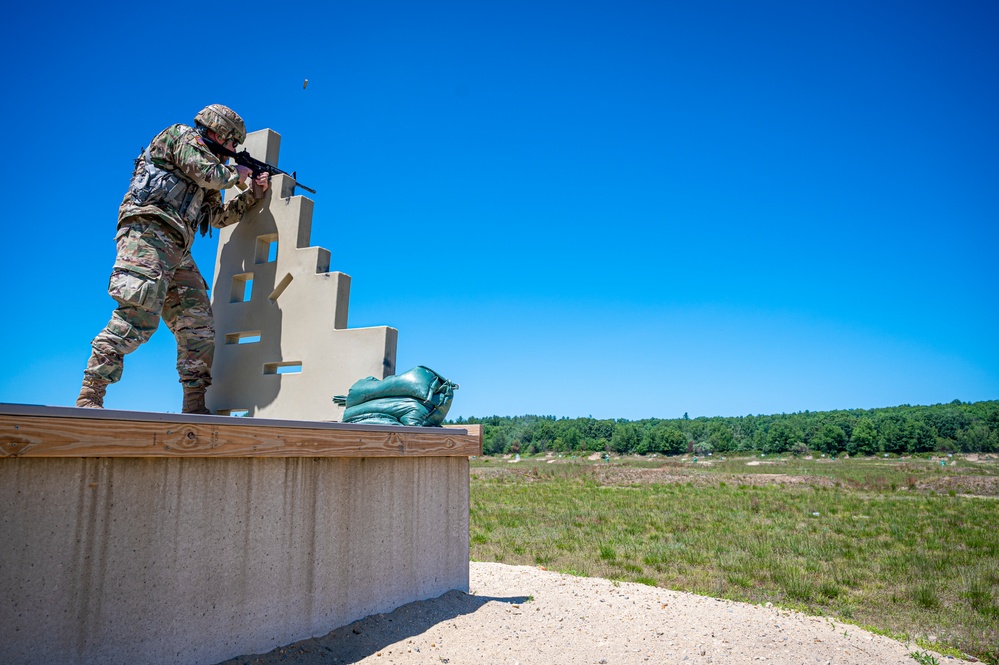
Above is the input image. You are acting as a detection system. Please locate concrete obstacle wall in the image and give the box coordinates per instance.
[207,129,397,421]
[0,405,481,665]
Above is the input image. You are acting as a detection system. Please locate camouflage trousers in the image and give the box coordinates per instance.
[84,216,214,388]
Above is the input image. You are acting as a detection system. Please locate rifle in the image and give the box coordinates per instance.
[202,136,317,194]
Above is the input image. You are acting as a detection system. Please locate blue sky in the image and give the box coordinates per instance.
[1,1,995,419]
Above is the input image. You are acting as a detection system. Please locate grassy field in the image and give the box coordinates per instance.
[469,453,999,664]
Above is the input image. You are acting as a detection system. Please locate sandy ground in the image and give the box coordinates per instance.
[217,562,974,665]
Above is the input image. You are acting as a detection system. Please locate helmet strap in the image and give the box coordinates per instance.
[201,131,230,159]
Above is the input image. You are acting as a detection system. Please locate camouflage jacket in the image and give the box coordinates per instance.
[118,123,261,247]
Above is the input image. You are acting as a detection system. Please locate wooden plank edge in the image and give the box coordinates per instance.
[0,403,468,436]
[0,415,483,459]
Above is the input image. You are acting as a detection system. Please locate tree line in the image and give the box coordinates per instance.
[449,400,999,456]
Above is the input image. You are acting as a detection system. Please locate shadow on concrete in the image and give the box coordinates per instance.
[215,590,530,665]
[207,217,282,416]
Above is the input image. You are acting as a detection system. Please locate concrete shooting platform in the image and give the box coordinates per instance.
[0,403,482,665]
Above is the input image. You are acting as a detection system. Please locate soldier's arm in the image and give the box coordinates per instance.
[208,186,264,229]
[173,131,243,191]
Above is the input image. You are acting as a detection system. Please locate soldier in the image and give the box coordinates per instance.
[77,104,270,414]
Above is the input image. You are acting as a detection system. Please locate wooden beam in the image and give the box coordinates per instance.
[0,404,481,458]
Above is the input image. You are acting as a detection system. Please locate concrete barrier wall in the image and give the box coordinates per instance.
[209,129,398,422]
[0,454,470,665]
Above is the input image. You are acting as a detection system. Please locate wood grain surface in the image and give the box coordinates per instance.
[0,408,481,458]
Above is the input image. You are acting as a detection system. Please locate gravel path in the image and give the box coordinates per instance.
[219,562,972,665]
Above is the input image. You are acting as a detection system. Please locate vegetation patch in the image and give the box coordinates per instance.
[470,454,999,664]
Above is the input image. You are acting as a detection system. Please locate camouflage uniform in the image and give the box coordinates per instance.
[84,123,261,392]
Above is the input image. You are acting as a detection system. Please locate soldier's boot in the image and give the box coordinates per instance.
[182,386,210,415]
[76,379,108,409]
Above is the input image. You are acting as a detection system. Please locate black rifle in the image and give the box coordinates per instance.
[203,136,317,194]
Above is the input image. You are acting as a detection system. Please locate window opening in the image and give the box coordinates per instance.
[263,361,303,375]
[224,331,261,345]
[255,234,278,264]
[230,273,253,303]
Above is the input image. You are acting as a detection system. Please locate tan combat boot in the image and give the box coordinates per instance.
[182,386,210,415]
[76,379,108,409]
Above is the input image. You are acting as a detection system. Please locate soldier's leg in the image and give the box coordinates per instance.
[79,305,159,407]
[79,219,180,406]
[84,306,161,384]
[162,254,214,413]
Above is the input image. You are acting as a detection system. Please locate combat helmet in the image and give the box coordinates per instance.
[194,104,246,145]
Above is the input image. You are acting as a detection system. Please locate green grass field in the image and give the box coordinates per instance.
[469,453,999,663]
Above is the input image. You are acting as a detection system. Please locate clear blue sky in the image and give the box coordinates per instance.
[1,1,995,419]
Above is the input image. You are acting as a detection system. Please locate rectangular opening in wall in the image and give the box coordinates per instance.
[255,234,278,264]
[230,273,253,303]
[224,331,261,345]
[217,409,250,417]
[263,361,303,375]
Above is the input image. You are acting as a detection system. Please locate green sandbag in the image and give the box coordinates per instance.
[336,366,458,427]
[340,412,406,426]
[340,366,456,407]
[343,396,450,427]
